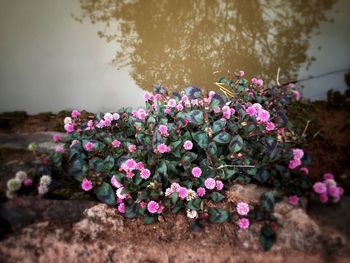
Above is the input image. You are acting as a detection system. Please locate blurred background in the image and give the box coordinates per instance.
[0,0,349,114]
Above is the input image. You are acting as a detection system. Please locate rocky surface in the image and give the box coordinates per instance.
[0,187,349,262]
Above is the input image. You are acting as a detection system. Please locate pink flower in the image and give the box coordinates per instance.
[257,109,270,122]
[177,187,188,199]
[158,125,169,136]
[55,145,64,153]
[328,185,340,198]
[183,140,193,150]
[300,167,309,175]
[251,77,258,84]
[84,142,94,151]
[323,173,334,180]
[213,106,221,113]
[313,182,327,194]
[191,99,199,106]
[288,159,301,169]
[103,119,111,127]
[113,113,120,120]
[128,144,137,153]
[223,111,231,119]
[117,202,125,214]
[111,176,123,188]
[238,218,250,229]
[204,178,216,190]
[70,140,78,148]
[246,106,257,117]
[288,195,299,206]
[266,122,275,131]
[239,70,245,77]
[208,91,215,98]
[176,104,184,111]
[164,108,171,114]
[197,187,206,197]
[125,159,137,170]
[293,149,304,160]
[143,92,152,101]
[222,105,230,112]
[81,178,93,191]
[293,90,300,101]
[140,201,146,209]
[71,110,80,118]
[170,182,180,192]
[167,99,177,108]
[319,193,328,203]
[64,123,74,133]
[52,134,61,142]
[112,139,121,148]
[236,202,250,216]
[136,109,148,120]
[140,168,151,179]
[157,143,170,154]
[23,178,33,186]
[136,162,144,170]
[191,167,202,178]
[252,103,262,112]
[216,180,224,191]
[147,201,159,214]
[256,79,264,87]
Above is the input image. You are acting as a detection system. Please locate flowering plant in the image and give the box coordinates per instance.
[51,71,342,249]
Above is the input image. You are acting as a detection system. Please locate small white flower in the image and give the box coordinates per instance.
[186,209,198,219]
[116,187,127,199]
[113,113,120,120]
[104,112,113,121]
[38,184,49,195]
[64,117,72,125]
[165,188,173,197]
[186,189,197,201]
[15,171,27,182]
[40,175,52,186]
[7,178,22,192]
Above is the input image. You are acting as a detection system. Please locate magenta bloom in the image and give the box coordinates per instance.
[213,106,221,113]
[157,143,169,153]
[328,185,340,198]
[293,149,304,160]
[125,159,137,170]
[293,90,301,101]
[288,159,301,170]
[223,111,231,119]
[81,178,93,191]
[256,79,264,87]
[204,178,216,190]
[167,99,177,108]
[84,142,94,151]
[183,140,193,150]
[176,104,184,111]
[323,173,334,180]
[239,70,245,77]
[71,110,80,118]
[111,176,122,188]
[140,168,151,179]
[117,202,125,214]
[177,187,188,199]
[319,193,328,203]
[313,182,327,194]
[52,134,61,142]
[238,218,250,229]
[257,109,270,122]
[197,187,206,197]
[64,123,74,133]
[55,145,64,153]
[216,180,224,191]
[251,77,258,84]
[23,178,33,186]
[128,144,137,153]
[246,106,257,117]
[266,122,275,131]
[158,125,169,136]
[112,139,121,148]
[136,162,144,170]
[300,167,309,175]
[191,167,202,178]
[164,108,171,114]
[236,202,250,216]
[143,92,152,101]
[288,195,299,206]
[147,201,159,214]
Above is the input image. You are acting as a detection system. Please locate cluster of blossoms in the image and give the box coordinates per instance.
[236,202,250,229]
[119,158,151,180]
[245,102,274,131]
[288,148,304,170]
[313,173,344,203]
[165,182,197,201]
[6,171,32,199]
[38,175,52,195]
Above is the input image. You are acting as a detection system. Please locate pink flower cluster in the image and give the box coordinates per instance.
[156,143,171,154]
[204,178,224,191]
[313,173,344,203]
[81,178,93,191]
[236,201,250,229]
[183,140,193,150]
[251,77,264,87]
[288,148,304,170]
[158,125,169,137]
[245,103,270,123]
[120,159,152,180]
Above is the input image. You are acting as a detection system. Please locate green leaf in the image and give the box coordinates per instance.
[144,215,157,225]
[124,203,139,218]
[171,192,179,205]
[210,192,225,202]
[229,135,243,152]
[94,182,115,205]
[187,198,202,211]
[134,173,142,185]
[184,86,203,99]
[208,208,229,223]
[260,191,275,213]
[213,132,231,144]
[187,110,204,125]
[192,131,209,149]
[260,225,277,251]
[90,157,105,172]
[223,168,236,179]
[254,169,270,183]
[104,155,115,171]
[212,119,226,134]
[207,142,217,157]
